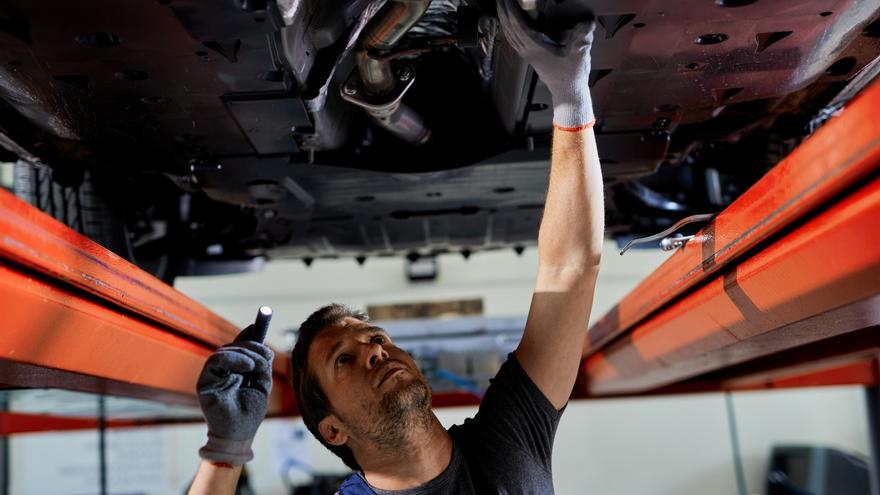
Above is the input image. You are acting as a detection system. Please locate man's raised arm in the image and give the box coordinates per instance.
[517,126,602,410]
[497,0,604,410]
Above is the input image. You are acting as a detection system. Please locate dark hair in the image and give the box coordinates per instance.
[291,303,368,471]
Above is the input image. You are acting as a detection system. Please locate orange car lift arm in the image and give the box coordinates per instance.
[576,77,880,397]
[0,189,296,427]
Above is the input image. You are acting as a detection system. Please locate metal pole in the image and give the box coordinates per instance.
[725,393,748,495]
[866,383,880,495]
[98,396,107,495]
[0,397,9,495]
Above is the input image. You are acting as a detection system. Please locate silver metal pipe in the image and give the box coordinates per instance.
[373,98,431,144]
[345,0,431,144]
[357,0,431,96]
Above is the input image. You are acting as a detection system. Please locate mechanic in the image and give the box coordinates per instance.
[188,0,603,492]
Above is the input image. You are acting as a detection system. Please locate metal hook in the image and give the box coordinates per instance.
[619,213,716,255]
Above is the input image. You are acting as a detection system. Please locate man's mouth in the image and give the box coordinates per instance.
[376,363,406,388]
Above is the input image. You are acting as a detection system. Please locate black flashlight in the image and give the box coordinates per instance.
[250,305,273,344]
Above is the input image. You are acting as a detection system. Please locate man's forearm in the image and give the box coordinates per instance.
[538,126,604,272]
[188,461,243,495]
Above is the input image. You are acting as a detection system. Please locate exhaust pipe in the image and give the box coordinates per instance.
[340,0,432,145]
[358,0,430,95]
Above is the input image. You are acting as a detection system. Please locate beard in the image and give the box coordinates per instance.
[346,371,433,452]
[379,373,432,427]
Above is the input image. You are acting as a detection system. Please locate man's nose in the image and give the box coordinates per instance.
[366,342,388,368]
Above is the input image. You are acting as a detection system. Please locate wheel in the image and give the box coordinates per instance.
[13,160,134,260]
[12,160,182,284]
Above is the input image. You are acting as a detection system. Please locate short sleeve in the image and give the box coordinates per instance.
[467,352,564,469]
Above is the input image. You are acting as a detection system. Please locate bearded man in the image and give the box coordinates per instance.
[189,0,603,492]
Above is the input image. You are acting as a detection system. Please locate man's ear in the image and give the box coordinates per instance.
[318,415,349,446]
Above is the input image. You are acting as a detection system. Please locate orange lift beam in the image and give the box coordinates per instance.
[576,77,880,397]
[0,190,296,432]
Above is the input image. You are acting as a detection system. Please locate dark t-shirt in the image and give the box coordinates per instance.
[363,353,563,494]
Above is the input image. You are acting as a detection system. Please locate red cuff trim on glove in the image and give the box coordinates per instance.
[553,119,597,132]
[210,461,236,469]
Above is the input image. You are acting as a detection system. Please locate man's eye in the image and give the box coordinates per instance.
[371,335,387,345]
[336,354,352,367]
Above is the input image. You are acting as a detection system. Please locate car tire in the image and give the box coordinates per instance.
[13,159,136,265]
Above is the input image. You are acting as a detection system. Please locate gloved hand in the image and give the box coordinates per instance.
[196,325,274,466]
[496,0,596,130]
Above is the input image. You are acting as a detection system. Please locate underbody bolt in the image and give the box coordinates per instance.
[397,67,413,82]
[343,82,358,95]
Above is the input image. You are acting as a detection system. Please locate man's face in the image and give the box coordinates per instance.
[308,317,432,448]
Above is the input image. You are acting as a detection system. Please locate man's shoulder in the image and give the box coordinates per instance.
[446,351,562,468]
[446,420,472,443]
[446,414,519,454]
[447,418,494,454]
[446,416,556,492]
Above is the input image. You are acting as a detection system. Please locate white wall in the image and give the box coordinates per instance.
[8,242,873,494]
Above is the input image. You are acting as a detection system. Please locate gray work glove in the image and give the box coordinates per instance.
[496,0,596,129]
[196,325,274,466]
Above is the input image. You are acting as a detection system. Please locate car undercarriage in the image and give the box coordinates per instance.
[1,0,879,281]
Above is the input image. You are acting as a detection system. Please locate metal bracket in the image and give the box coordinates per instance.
[659,233,693,251]
[619,213,716,255]
[339,63,416,116]
[339,62,430,144]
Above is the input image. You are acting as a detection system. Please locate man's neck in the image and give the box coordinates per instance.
[357,413,454,491]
